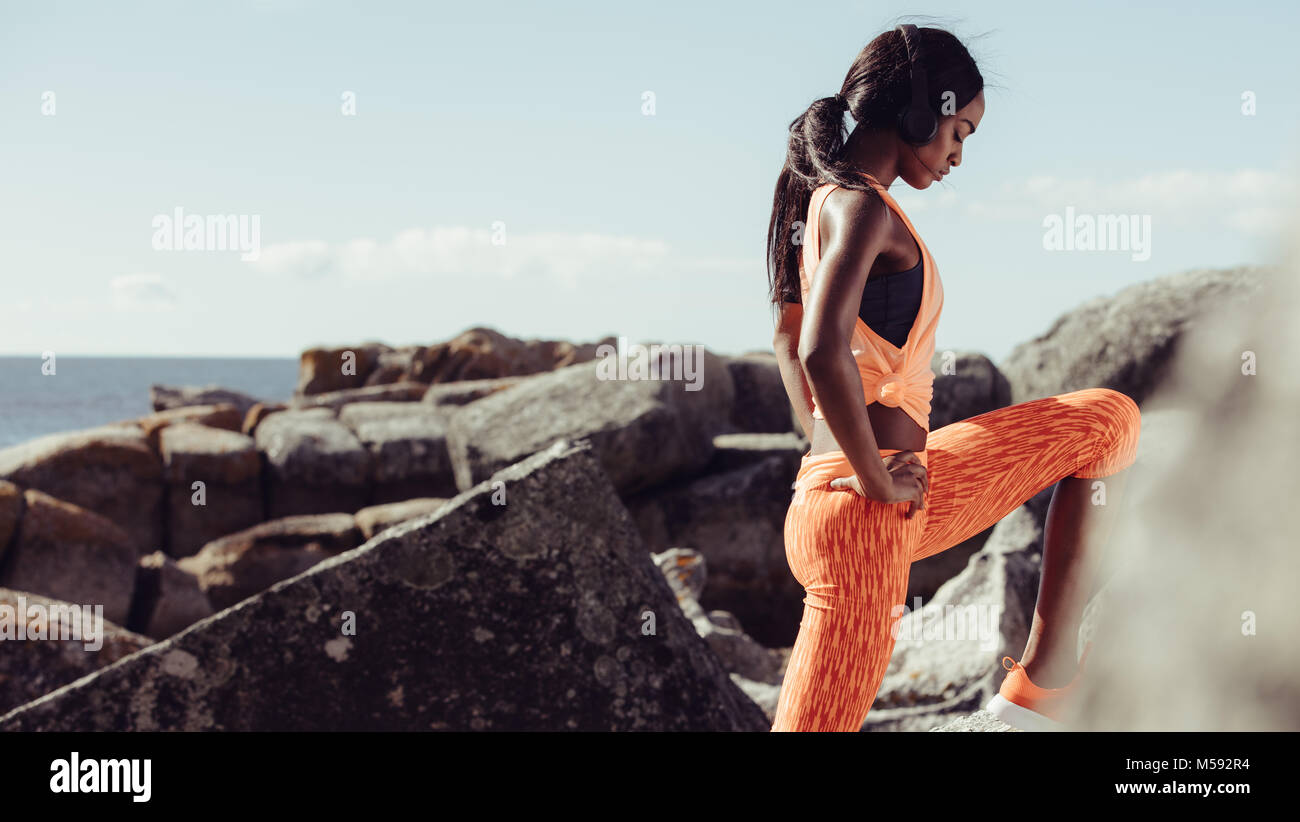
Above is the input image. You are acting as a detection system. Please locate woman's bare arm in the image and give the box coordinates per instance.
[797,188,894,497]
[772,301,816,440]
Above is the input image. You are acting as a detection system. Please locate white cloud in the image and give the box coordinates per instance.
[110,274,177,311]
[252,226,674,287]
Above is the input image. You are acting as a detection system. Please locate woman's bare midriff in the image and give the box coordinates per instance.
[809,403,927,456]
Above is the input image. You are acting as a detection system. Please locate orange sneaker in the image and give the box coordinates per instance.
[985,643,1093,731]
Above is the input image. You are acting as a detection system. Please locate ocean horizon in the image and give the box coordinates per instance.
[0,356,300,449]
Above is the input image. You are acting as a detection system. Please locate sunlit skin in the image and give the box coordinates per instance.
[771,88,1131,688]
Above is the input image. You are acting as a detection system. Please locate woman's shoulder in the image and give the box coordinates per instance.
[820,182,893,240]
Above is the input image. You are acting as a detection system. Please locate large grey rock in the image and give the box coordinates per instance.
[150,385,264,417]
[0,480,22,563]
[296,342,392,396]
[627,439,803,647]
[127,551,214,639]
[999,266,1268,405]
[0,489,139,625]
[446,349,735,495]
[420,376,529,409]
[338,402,457,502]
[160,423,263,557]
[0,423,163,552]
[930,710,1018,732]
[862,506,1043,730]
[254,409,372,518]
[928,350,1013,430]
[0,439,768,731]
[0,588,153,716]
[177,513,362,610]
[289,382,427,411]
[723,353,796,434]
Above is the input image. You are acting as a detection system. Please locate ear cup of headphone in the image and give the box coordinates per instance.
[898,102,937,145]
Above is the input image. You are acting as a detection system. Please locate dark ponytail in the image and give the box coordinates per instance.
[766,25,984,312]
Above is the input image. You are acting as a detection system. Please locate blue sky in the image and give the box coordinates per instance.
[2,0,1297,362]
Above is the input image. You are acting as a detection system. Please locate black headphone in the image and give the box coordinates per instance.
[895,24,937,145]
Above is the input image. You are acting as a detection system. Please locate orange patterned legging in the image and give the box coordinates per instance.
[770,388,1141,732]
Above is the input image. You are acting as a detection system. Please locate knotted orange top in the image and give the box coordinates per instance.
[800,172,944,434]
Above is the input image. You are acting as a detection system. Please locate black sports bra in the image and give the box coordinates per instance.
[784,250,923,349]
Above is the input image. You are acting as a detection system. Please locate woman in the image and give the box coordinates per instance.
[767,24,1141,731]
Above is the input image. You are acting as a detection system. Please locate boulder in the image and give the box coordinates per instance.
[723,353,796,434]
[446,349,735,495]
[0,439,768,731]
[138,403,244,451]
[0,588,153,716]
[254,409,372,518]
[337,402,458,502]
[420,376,530,409]
[407,327,616,384]
[999,266,1268,405]
[364,345,423,386]
[0,480,23,562]
[159,423,263,557]
[150,385,264,417]
[296,342,391,396]
[353,498,449,541]
[177,513,362,610]
[0,423,163,551]
[289,382,427,412]
[0,489,139,625]
[928,350,1013,430]
[242,402,287,436]
[626,436,803,646]
[127,551,215,639]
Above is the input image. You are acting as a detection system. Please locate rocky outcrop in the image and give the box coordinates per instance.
[0,439,768,731]
[289,382,427,411]
[137,403,244,451]
[0,423,163,551]
[999,266,1268,405]
[0,588,153,716]
[0,490,139,625]
[296,329,617,396]
[337,402,457,502]
[127,551,214,639]
[150,385,264,417]
[176,513,362,610]
[0,480,22,562]
[627,433,804,646]
[159,423,263,557]
[421,376,529,409]
[723,354,796,434]
[446,350,735,496]
[254,409,372,518]
[927,350,1013,430]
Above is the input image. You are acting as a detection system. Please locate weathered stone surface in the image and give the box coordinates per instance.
[0,588,153,716]
[929,710,1018,732]
[0,490,139,625]
[0,424,163,551]
[407,327,616,384]
[138,403,244,451]
[447,350,735,495]
[0,480,23,563]
[723,353,796,434]
[254,409,372,518]
[150,385,264,417]
[364,345,422,387]
[337,402,457,502]
[241,402,287,436]
[353,498,449,541]
[861,507,1043,730]
[702,432,807,475]
[0,439,768,731]
[127,551,215,639]
[627,441,802,646]
[928,350,1013,430]
[296,342,391,396]
[999,266,1268,406]
[176,513,362,610]
[289,382,427,411]
[420,376,529,408]
[160,423,263,557]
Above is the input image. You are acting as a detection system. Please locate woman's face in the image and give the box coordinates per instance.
[901,89,985,189]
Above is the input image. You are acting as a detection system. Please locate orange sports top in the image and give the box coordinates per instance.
[800,172,944,434]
